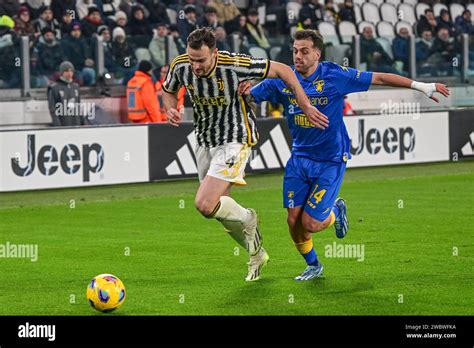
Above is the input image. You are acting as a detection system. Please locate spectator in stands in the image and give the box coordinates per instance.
[60,10,75,37]
[169,24,186,54]
[455,10,474,35]
[299,0,323,30]
[207,0,240,27]
[81,6,104,38]
[0,15,21,88]
[138,0,170,26]
[48,61,86,127]
[14,6,37,40]
[361,26,399,74]
[120,0,148,19]
[324,0,339,25]
[112,11,131,35]
[129,5,153,37]
[215,26,231,51]
[0,1,20,18]
[34,27,64,86]
[60,22,96,86]
[338,0,355,24]
[199,6,219,31]
[24,0,45,19]
[76,0,96,20]
[111,26,137,82]
[432,27,460,74]
[417,9,437,36]
[51,0,77,22]
[33,6,61,39]
[149,23,178,68]
[392,27,409,72]
[243,8,270,49]
[436,9,457,38]
[415,29,438,76]
[126,59,164,123]
[177,5,200,42]
[100,0,120,21]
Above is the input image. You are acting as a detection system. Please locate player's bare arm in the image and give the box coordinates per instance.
[162,90,182,127]
[266,61,329,129]
[371,73,450,103]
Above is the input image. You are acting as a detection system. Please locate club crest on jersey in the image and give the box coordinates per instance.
[217,78,225,91]
[313,80,325,93]
[287,191,294,198]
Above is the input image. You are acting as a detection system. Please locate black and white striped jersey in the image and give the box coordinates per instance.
[162,51,270,148]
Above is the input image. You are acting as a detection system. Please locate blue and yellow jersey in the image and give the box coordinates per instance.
[250,61,373,162]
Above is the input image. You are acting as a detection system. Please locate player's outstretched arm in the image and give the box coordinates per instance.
[163,90,182,127]
[267,61,329,129]
[371,73,450,103]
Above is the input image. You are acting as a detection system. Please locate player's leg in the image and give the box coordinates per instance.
[287,207,324,280]
[283,156,324,280]
[194,143,268,281]
[301,161,348,238]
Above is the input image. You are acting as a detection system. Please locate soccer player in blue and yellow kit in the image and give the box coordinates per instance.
[240,30,450,280]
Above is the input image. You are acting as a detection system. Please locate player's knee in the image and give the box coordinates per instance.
[194,197,216,218]
[287,214,299,230]
[302,215,325,233]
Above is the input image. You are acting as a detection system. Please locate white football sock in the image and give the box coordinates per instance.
[214,196,252,251]
[214,196,251,224]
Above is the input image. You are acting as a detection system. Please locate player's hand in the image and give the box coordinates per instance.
[430,83,450,103]
[302,104,329,129]
[237,81,252,96]
[167,108,182,127]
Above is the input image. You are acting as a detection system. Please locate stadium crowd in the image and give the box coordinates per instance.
[0,0,473,89]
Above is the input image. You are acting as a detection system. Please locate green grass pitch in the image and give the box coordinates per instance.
[0,161,473,315]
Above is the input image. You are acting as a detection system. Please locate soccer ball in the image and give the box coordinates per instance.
[86,274,126,313]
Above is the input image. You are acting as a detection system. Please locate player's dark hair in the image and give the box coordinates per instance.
[187,27,216,50]
[293,30,324,51]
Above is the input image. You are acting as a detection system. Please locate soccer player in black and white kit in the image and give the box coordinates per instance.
[162,28,328,281]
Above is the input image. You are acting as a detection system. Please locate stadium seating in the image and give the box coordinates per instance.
[167,9,177,25]
[395,21,414,36]
[286,1,302,26]
[415,3,430,20]
[380,3,398,25]
[358,21,377,37]
[402,0,418,6]
[248,46,268,60]
[362,2,381,24]
[269,46,282,61]
[338,21,357,44]
[377,21,395,41]
[369,0,384,6]
[386,0,401,6]
[433,3,448,18]
[450,4,465,23]
[398,4,417,26]
[318,22,340,46]
[354,4,363,23]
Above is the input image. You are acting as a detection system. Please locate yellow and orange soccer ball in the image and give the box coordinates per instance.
[86,274,126,313]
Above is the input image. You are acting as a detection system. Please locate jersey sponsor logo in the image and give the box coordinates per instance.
[313,80,325,93]
[288,96,328,107]
[192,95,229,106]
